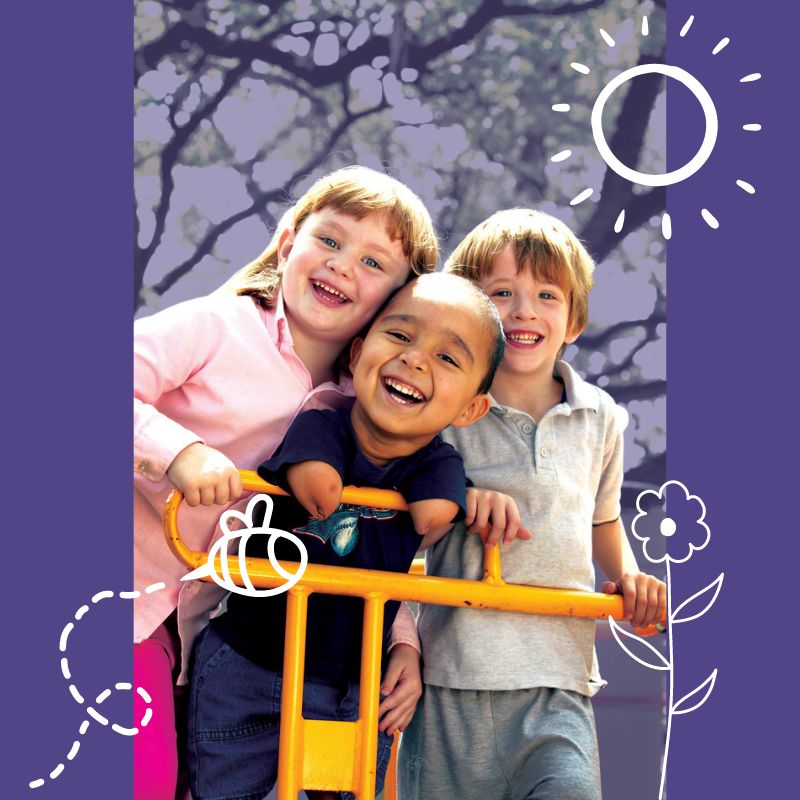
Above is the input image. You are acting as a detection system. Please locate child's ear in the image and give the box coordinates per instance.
[349,337,364,372]
[450,393,491,429]
[276,226,296,273]
[564,320,586,346]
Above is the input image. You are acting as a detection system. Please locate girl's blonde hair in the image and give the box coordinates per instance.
[445,209,595,334]
[231,165,438,304]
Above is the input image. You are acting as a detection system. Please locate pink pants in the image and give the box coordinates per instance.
[134,623,179,800]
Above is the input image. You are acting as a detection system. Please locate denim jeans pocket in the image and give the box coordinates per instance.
[189,628,281,741]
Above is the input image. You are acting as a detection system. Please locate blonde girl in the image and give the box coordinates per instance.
[133,166,437,798]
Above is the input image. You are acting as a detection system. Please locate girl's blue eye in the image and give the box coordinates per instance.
[364,257,382,270]
[539,291,556,300]
[321,237,338,248]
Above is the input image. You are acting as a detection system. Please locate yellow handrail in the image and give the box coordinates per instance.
[163,470,659,799]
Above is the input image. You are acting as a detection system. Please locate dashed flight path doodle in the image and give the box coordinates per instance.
[28,494,306,789]
[28,583,163,789]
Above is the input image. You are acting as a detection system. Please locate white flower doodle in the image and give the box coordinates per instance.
[632,479,711,564]
[609,480,723,799]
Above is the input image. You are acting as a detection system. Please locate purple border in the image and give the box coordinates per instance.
[3,3,133,797]
[667,0,798,797]
[3,1,797,797]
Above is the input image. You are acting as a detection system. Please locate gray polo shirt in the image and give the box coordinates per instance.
[418,361,627,696]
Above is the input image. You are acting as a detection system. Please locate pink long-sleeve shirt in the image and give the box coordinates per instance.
[134,289,352,644]
[134,286,418,681]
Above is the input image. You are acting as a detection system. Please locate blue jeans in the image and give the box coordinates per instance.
[187,624,393,800]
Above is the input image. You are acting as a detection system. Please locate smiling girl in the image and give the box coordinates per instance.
[133,165,437,799]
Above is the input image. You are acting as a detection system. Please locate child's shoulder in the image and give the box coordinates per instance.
[556,360,628,431]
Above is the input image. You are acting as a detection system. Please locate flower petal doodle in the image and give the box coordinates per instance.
[631,479,710,564]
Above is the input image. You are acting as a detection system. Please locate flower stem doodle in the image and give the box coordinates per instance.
[608,480,723,799]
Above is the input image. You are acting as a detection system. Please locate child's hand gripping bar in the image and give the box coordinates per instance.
[162,469,663,635]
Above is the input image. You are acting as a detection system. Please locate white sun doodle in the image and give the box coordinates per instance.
[552,11,762,238]
[28,494,307,789]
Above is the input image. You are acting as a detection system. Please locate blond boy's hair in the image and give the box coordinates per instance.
[445,209,595,334]
[230,165,438,305]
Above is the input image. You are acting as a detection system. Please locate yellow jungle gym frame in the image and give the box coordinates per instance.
[164,470,661,800]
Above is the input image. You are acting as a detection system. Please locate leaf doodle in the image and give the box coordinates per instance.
[608,616,671,671]
[673,669,718,715]
[672,573,724,624]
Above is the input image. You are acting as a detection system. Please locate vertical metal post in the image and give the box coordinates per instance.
[483,543,504,584]
[384,733,400,800]
[276,586,310,800]
[356,595,386,799]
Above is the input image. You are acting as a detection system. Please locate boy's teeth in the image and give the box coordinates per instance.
[385,378,424,401]
[313,280,348,300]
[509,333,541,343]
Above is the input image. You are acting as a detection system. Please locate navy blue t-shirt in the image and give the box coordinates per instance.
[215,408,467,685]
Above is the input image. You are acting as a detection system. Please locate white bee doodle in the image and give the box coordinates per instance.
[180,493,309,597]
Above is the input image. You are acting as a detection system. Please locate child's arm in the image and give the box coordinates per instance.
[464,487,533,546]
[403,442,475,550]
[593,518,666,629]
[411,498,459,549]
[285,460,343,520]
[134,298,243,507]
[258,410,348,519]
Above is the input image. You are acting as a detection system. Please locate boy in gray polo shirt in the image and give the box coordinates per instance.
[399,209,666,800]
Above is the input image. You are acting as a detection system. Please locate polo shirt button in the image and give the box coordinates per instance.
[539,447,548,458]
[521,422,533,434]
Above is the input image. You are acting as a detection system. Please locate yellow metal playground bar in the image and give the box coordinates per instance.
[164,470,660,800]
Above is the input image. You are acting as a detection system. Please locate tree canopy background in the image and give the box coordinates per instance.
[134,0,666,487]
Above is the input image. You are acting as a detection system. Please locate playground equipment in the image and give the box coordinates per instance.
[164,470,660,800]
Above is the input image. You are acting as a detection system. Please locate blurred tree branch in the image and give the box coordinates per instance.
[146,97,390,304]
[134,61,249,300]
[579,52,666,263]
[137,1,610,85]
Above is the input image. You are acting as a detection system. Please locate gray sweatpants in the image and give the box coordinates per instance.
[398,685,601,800]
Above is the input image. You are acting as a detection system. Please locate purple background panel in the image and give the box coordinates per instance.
[2,3,134,799]
[668,0,799,797]
[2,0,798,798]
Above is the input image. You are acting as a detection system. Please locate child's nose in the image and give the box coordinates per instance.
[513,297,538,319]
[326,253,353,279]
[401,348,428,371]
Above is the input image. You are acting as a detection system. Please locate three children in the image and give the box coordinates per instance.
[139,165,665,798]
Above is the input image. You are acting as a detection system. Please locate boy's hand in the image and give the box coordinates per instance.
[602,572,667,629]
[378,643,423,735]
[465,488,533,546]
[167,442,243,507]
[286,460,342,520]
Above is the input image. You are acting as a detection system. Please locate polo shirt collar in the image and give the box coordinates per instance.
[487,360,599,418]
[554,360,599,412]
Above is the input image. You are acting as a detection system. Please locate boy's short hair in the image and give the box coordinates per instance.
[374,273,505,396]
[445,209,595,334]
